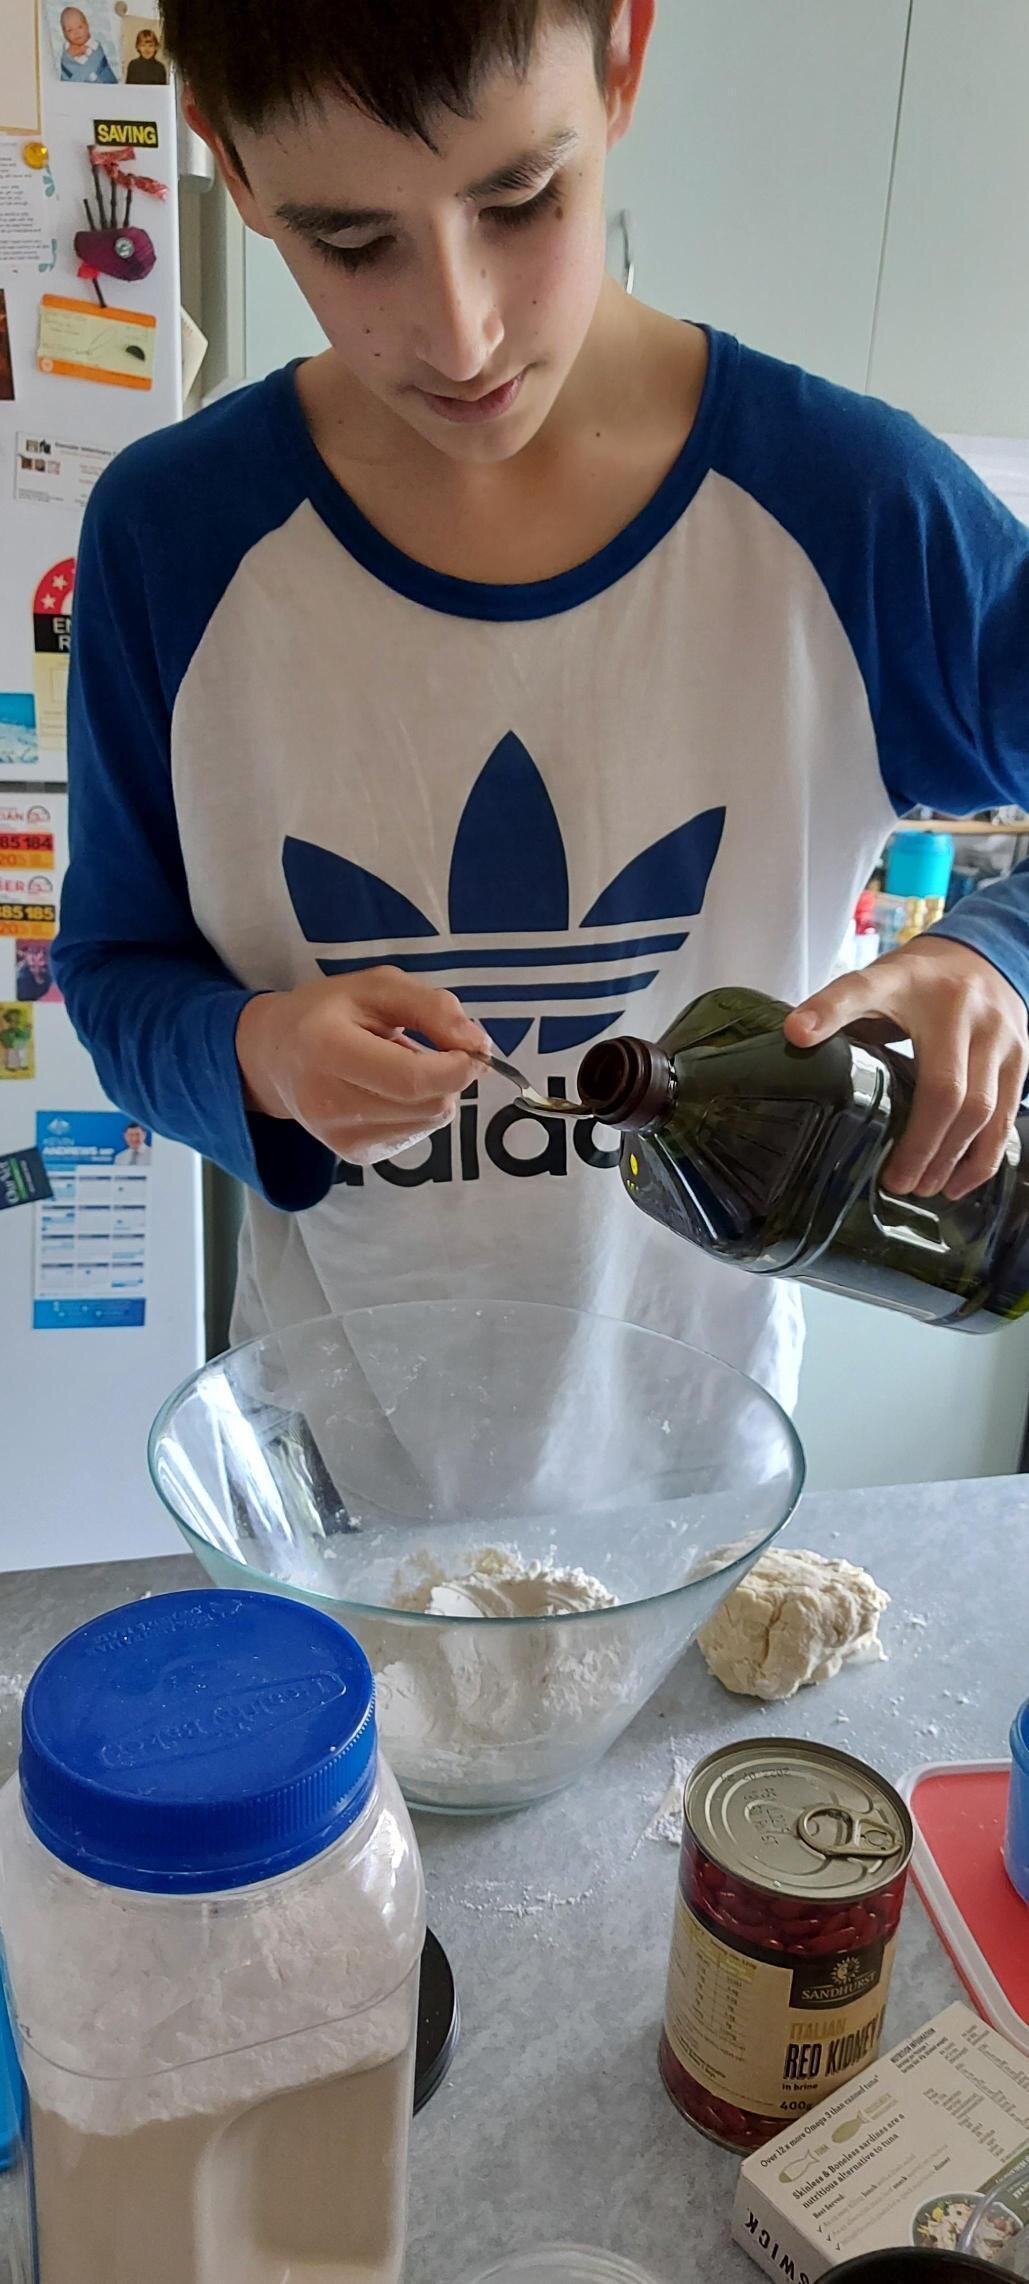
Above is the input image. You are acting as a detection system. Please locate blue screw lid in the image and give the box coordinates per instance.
[20,1591,377,1895]
[1006,1697,1029,1904]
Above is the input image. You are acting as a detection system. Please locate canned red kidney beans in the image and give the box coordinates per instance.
[659,1740,912,2152]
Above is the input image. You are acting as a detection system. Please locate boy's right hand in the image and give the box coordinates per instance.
[235,969,491,1165]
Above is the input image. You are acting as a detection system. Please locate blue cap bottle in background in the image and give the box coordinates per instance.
[886,830,955,904]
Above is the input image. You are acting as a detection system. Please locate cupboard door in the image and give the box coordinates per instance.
[869,0,1029,435]
[606,0,909,388]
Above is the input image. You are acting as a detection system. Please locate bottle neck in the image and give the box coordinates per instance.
[577,1037,677,1132]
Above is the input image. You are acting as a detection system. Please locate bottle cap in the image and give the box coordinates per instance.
[21,1591,377,1894]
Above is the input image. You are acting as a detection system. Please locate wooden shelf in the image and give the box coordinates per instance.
[893,819,1029,836]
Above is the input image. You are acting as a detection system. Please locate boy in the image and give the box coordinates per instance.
[55,0,1029,1414]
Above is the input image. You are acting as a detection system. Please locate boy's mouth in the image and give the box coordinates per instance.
[415,371,526,425]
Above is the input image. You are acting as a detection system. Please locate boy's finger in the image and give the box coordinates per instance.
[884,1021,970,1196]
[914,1037,1002,1196]
[332,1022,477,1108]
[784,970,895,1048]
[945,1048,1027,1200]
[348,967,489,1053]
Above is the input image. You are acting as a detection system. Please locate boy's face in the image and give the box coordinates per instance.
[205,7,649,465]
[138,30,158,55]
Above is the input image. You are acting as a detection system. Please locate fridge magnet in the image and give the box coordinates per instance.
[0,289,14,398]
[73,142,166,306]
[32,558,75,758]
[14,429,114,510]
[0,1004,35,1080]
[15,940,61,1000]
[44,0,119,85]
[0,1146,53,1211]
[0,897,56,940]
[0,697,38,772]
[0,0,42,135]
[0,871,54,899]
[0,817,54,864]
[37,294,156,389]
[34,1109,149,1330]
[94,116,159,150]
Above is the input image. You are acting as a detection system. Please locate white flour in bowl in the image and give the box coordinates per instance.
[358,1549,630,1801]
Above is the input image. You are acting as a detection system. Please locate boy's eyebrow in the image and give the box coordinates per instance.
[275,130,578,237]
[465,129,578,200]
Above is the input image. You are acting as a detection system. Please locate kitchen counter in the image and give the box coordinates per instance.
[1,1476,1025,2283]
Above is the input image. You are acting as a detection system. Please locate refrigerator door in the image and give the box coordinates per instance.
[0,77,182,780]
[0,794,203,1570]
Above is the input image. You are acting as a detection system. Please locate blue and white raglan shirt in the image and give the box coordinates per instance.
[55,328,1029,1413]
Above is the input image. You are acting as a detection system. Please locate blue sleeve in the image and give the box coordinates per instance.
[867,450,1029,1003]
[53,459,334,1212]
[716,346,1029,1004]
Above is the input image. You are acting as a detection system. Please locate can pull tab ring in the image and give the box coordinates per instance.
[796,1805,904,1863]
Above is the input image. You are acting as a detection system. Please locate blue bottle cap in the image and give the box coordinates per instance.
[885,830,955,903]
[1005,1697,1029,1904]
[20,1591,377,1895]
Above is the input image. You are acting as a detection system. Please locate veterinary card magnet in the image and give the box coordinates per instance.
[0,1147,52,1210]
[37,295,155,389]
[15,430,114,509]
[0,1004,34,1079]
[32,560,75,756]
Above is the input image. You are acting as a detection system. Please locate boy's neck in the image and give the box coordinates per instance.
[295,287,710,585]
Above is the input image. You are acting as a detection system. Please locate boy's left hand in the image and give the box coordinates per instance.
[785,937,1029,1202]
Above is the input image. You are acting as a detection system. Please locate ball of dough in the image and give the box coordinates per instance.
[697,1547,889,1702]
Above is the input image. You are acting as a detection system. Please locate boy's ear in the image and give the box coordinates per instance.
[181,89,273,238]
[605,0,656,149]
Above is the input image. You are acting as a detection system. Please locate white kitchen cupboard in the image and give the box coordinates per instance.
[229,0,911,392]
[604,0,910,388]
[868,0,1029,436]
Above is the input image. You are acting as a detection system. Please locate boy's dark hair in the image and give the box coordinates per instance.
[161,0,613,147]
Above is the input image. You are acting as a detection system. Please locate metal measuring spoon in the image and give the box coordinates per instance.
[475,1053,584,1119]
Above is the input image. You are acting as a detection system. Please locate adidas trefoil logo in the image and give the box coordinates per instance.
[284,731,725,1060]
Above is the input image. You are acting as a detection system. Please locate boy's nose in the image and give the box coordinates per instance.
[413,239,503,386]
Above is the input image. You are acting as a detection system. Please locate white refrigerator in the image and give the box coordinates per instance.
[0,36,204,1569]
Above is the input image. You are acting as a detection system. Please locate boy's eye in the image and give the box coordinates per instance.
[315,237,392,273]
[485,180,561,231]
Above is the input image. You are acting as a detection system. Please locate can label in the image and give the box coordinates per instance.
[664,1894,897,2121]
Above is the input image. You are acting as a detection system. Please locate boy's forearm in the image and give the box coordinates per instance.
[54,942,335,1210]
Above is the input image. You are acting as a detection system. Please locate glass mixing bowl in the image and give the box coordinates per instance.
[148,1303,804,1813]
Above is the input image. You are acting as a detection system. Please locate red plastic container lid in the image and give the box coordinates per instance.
[903,1762,1029,2055]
